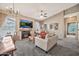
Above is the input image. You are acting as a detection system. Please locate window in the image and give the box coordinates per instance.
[0,16,16,37]
[67,22,77,35]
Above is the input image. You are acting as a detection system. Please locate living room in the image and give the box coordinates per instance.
[0,3,79,56]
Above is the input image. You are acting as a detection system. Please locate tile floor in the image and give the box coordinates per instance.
[14,37,79,56]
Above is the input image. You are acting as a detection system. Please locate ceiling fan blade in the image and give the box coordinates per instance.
[41,13,43,16]
[41,10,43,12]
[44,13,47,15]
[44,15,47,17]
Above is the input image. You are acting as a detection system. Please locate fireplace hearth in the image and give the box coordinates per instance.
[21,31,30,39]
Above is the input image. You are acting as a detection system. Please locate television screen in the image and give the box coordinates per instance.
[20,19,33,28]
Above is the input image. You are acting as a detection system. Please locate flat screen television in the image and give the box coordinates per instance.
[20,19,33,28]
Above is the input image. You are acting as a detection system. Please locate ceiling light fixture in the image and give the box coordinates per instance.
[5,6,19,15]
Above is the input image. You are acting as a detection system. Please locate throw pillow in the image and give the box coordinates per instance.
[39,31,47,39]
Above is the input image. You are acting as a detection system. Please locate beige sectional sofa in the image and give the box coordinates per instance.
[35,32,58,52]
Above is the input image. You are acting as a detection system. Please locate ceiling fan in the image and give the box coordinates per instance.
[40,10,47,18]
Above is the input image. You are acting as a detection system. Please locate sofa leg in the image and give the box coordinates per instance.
[54,43,57,47]
[35,45,37,47]
[45,51,48,53]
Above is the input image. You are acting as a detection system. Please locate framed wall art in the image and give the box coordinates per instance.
[54,23,58,30]
[50,24,53,29]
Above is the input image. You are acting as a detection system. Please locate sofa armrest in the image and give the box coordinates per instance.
[47,35,58,51]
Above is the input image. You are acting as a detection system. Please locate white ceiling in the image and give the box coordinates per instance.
[0,3,77,20]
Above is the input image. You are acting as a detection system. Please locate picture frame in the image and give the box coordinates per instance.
[54,23,58,30]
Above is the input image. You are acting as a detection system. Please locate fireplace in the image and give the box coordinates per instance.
[21,31,30,39]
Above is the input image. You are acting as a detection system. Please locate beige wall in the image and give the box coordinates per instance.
[0,13,7,27]
[77,14,79,41]
[64,4,79,15]
[65,16,77,23]
[44,12,64,39]
[77,14,79,22]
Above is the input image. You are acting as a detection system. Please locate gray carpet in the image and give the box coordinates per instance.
[14,40,79,56]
